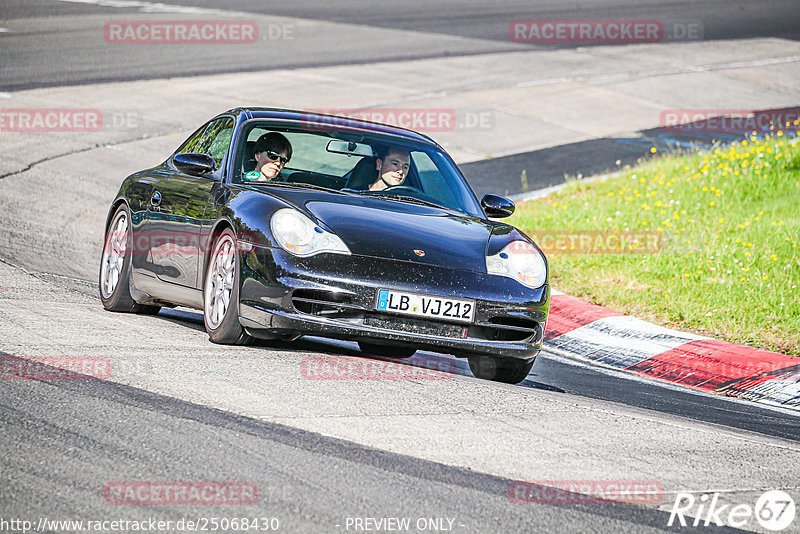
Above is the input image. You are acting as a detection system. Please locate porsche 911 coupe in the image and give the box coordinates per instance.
[99,108,550,384]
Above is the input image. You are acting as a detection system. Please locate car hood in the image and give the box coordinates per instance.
[304,197,491,271]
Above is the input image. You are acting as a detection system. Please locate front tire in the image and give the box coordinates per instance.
[99,205,161,314]
[203,228,252,345]
[468,355,534,384]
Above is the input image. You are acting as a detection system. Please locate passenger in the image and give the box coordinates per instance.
[368,147,411,191]
[252,132,292,182]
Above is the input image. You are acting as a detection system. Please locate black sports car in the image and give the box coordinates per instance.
[99,108,550,384]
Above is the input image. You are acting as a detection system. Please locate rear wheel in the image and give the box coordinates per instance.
[203,229,253,345]
[358,341,416,359]
[99,205,161,314]
[468,355,534,384]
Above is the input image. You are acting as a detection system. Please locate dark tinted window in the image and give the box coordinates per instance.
[175,117,234,168]
[175,125,206,155]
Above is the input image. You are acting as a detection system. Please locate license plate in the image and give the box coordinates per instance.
[375,289,475,323]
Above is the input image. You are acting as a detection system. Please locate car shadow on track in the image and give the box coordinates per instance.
[156,307,565,392]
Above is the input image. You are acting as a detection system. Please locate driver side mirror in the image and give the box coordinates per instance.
[174,152,215,176]
[481,194,515,218]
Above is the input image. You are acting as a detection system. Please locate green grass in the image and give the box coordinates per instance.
[510,131,800,356]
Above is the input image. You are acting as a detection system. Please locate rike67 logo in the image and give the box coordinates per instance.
[668,490,795,531]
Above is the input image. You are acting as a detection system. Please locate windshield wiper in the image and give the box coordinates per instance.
[260,181,358,196]
[360,192,445,210]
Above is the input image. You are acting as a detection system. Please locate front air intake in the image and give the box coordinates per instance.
[291,289,359,317]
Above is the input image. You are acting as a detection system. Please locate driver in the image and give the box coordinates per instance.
[368,147,410,191]
[251,132,292,182]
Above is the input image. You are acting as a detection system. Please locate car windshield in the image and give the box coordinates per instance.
[231,120,483,217]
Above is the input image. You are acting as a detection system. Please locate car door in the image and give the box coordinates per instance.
[148,117,234,289]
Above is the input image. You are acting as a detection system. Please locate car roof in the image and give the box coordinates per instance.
[219,107,440,147]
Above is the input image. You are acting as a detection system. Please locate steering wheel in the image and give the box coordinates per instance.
[382,185,423,195]
[379,184,446,209]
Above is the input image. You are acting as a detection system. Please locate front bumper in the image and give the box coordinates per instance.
[238,245,550,361]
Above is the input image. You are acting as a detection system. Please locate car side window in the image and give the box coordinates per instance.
[175,117,234,168]
[198,118,234,167]
[412,151,459,208]
[175,125,207,155]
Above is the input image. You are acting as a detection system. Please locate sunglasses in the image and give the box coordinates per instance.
[263,150,290,165]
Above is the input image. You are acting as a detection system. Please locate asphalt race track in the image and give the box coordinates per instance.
[1,1,800,533]
[3,0,800,90]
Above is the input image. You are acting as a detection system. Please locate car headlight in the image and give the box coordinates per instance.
[486,240,547,289]
[270,208,350,257]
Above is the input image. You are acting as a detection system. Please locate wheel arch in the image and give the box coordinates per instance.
[201,217,237,288]
[104,198,130,233]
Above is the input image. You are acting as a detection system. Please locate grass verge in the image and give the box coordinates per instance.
[510,131,800,356]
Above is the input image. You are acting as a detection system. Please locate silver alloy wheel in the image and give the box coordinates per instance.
[100,210,128,299]
[204,234,236,329]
